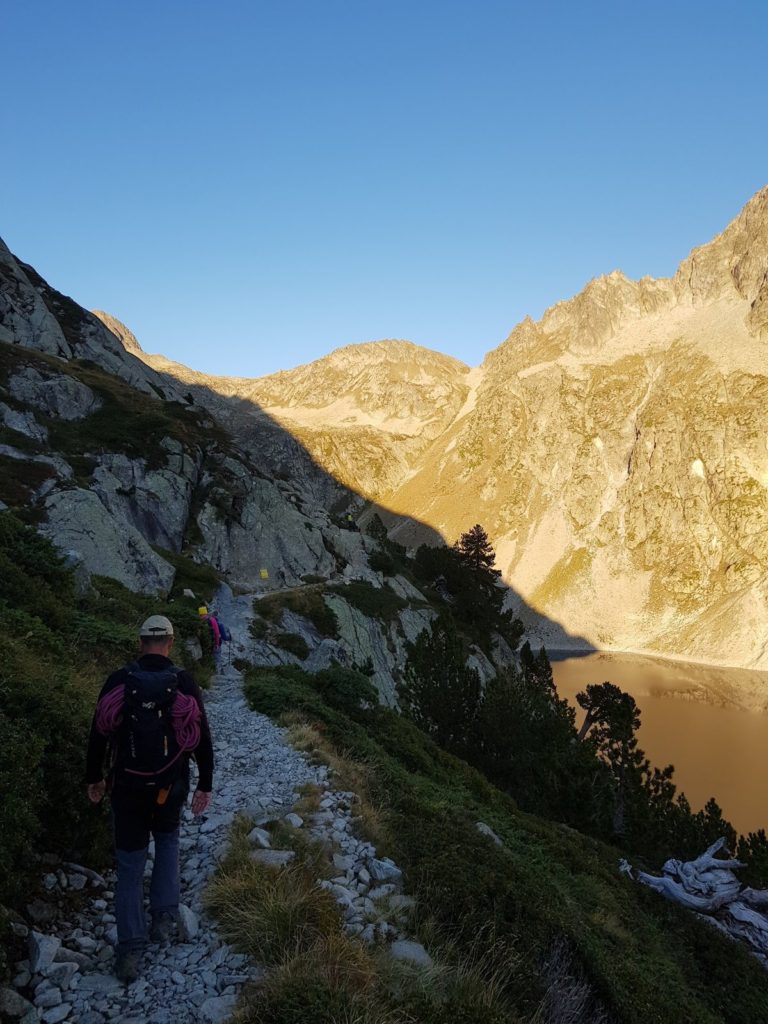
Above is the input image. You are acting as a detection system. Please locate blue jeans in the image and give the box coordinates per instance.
[111,779,187,953]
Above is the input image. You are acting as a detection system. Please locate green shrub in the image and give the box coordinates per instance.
[250,615,268,640]
[244,667,329,722]
[365,513,389,545]
[0,455,56,509]
[274,633,310,660]
[311,667,378,713]
[0,512,73,629]
[367,549,395,574]
[327,581,406,621]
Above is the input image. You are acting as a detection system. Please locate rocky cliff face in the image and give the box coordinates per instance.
[380,187,768,669]
[0,243,360,593]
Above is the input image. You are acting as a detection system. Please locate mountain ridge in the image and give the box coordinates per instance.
[6,185,768,673]
[104,185,768,672]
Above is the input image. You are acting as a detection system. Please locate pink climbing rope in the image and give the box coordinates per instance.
[170,691,202,751]
[95,685,201,751]
[95,686,125,737]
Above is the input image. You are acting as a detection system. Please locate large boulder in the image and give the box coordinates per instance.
[92,439,200,552]
[0,401,48,442]
[41,488,174,593]
[8,366,101,420]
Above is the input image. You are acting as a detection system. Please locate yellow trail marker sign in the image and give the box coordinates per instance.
[259,568,270,580]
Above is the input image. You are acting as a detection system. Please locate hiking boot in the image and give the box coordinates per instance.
[115,949,141,983]
[149,910,176,943]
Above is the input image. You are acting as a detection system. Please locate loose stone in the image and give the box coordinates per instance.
[390,940,433,967]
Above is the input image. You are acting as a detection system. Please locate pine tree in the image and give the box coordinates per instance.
[737,830,768,888]
[479,663,581,819]
[398,617,482,757]
[455,524,501,579]
[576,682,646,836]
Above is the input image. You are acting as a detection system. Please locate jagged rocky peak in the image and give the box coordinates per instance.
[134,337,474,500]
[381,187,768,674]
[486,268,677,370]
[673,185,768,332]
[93,310,145,355]
[488,185,768,369]
[136,336,471,429]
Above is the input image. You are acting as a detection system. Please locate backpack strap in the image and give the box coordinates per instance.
[124,661,182,678]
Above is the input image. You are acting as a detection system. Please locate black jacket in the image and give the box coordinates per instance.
[85,654,214,792]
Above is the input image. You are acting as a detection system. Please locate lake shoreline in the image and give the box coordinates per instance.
[546,643,768,677]
[551,650,768,834]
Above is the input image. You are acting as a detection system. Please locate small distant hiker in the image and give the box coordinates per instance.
[198,606,231,666]
[85,615,214,983]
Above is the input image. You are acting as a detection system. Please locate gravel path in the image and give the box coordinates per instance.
[11,585,423,1024]
[17,586,327,1024]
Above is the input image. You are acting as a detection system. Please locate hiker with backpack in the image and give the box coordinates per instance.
[198,605,232,667]
[85,615,214,983]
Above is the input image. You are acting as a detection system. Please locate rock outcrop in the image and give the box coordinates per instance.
[195,457,337,587]
[0,239,186,399]
[8,365,102,420]
[41,489,175,594]
[92,442,201,553]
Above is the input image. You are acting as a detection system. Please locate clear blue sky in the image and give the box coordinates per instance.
[2,1,766,376]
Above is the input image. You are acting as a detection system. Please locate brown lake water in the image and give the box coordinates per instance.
[550,651,768,837]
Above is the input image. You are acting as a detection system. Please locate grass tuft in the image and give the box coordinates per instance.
[204,816,341,964]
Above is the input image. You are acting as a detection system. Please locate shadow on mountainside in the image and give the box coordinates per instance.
[0,235,594,658]
[152,365,596,657]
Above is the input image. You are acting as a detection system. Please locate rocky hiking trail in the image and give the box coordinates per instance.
[5,588,424,1024]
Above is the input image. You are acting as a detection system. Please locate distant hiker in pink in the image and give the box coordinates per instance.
[199,605,231,667]
[85,615,214,984]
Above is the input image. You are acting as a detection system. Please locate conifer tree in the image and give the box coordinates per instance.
[576,682,646,836]
[455,524,501,580]
[398,617,482,757]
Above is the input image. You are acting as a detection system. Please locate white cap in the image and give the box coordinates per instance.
[139,615,174,638]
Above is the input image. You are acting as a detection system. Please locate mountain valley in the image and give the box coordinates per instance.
[109,187,768,671]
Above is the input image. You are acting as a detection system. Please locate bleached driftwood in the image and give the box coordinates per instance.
[620,838,768,966]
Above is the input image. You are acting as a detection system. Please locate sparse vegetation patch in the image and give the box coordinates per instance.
[327,581,407,621]
[255,589,339,638]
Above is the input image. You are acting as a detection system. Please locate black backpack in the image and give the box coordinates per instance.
[114,663,182,788]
